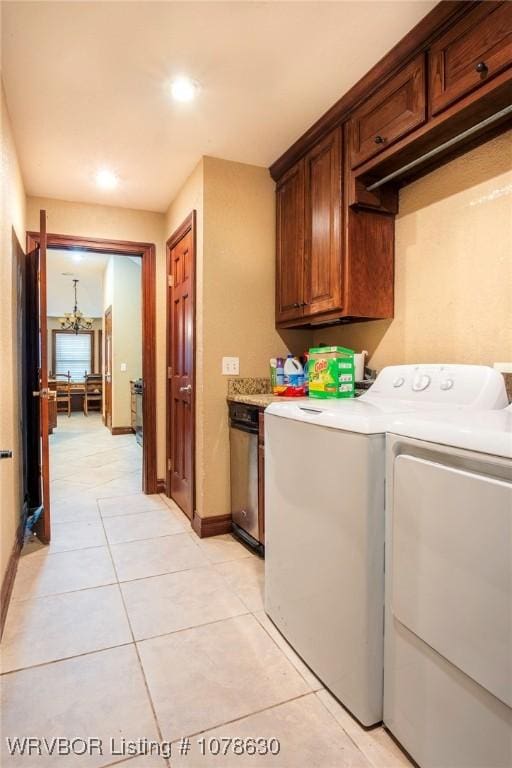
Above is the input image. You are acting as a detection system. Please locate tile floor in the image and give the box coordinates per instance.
[1,413,411,768]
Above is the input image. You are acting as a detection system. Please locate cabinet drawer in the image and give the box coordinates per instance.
[429,1,512,116]
[349,53,426,168]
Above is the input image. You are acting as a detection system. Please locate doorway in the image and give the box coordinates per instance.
[166,211,196,520]
[26,226,157,543]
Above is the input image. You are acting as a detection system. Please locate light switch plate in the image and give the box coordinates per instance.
[120,363,127,372]
[222,357,239,375]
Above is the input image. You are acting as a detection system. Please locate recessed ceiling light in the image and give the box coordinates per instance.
[72,253,83,262]
[95,168,118,190]
[170,76,198,103]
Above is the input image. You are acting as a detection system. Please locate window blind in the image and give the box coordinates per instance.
[55,332,92,381]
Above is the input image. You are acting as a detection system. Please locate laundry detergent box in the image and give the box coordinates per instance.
[307,346,355,399]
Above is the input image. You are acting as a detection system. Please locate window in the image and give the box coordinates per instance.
[53,331,93,381]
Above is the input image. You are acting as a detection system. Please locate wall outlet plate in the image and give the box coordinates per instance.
[120,363,127,372]
[222,357,239,375]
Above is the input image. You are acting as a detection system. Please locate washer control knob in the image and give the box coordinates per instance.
[412,374,431,391]
[440,378,454,391]
[393,376,405,388]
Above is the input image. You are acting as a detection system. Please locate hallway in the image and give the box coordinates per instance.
[1,416,409,768]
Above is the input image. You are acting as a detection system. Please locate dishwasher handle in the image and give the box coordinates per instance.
[229,420,259,435]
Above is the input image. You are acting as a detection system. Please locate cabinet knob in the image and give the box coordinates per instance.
[475,61,488,75]
[293,303,300,308]
[374,135,385,145]
[301,302,309,307]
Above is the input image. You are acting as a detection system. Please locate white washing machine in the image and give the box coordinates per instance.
[264,365,507,727]
[384,405,512,768]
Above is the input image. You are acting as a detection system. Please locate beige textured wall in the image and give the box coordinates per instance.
[201,157,310,518]
[1,83,27,585]
[104,255,142,427]
[313,131,512,370]
[26,197,166,477]
[165,157,310,520]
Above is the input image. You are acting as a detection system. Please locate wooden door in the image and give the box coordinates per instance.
[303,127,343,317]
[167,212,196,519]
[104,306,112,429]
[26,210,51,542]
[275,159,305,324]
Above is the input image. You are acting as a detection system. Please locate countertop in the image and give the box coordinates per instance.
[227,393,308,408]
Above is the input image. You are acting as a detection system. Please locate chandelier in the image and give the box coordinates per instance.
[59,279,93,334]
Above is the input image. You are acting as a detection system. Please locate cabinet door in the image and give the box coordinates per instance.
[303,127,343,317]
[276,160,305,323]
[349,54,426,168]
[429,1,512,116]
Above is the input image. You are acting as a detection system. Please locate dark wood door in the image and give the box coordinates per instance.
[27,210,51,543]
[349,53,426,168]
[104,306,112,429]
[275,160,305,323]
[167,213,196,519]
[429,1,512,116]
[303,127,343,317]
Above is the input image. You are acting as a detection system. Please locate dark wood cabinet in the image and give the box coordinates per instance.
[303,128,343,317]
[275,125,394,328]
[429,1,512,116]
[275,161,305,323]
[349,53,426,168]
[272,2,511,329]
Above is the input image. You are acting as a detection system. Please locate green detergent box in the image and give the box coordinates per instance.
[308,346,355,399]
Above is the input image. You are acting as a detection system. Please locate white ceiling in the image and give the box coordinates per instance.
[47,249,109,317]
[2,1,436,212]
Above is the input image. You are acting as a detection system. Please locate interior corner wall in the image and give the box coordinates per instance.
[25,196,167,479]
[313,131,512,371]
[1,82,27,586]
[201,157,311,519]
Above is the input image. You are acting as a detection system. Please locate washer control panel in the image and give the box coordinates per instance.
[362,364,507,409]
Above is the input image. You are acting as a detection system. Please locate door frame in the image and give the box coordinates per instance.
[103,306,113,430]
[165,211,196,513]
[26,230,157,494]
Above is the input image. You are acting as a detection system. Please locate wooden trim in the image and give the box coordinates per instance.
[98,329,102,374]
[51,329,94,377]
[156,478,167,493]
[192,512,232,539]
[26,231,157,495]
[166,211,197,516]
[111,426,135,436]
[0,518,24,639]
[269,1,473,180]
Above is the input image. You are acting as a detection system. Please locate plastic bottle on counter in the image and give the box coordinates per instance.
[284,354,304,387]
[276,357,285,385]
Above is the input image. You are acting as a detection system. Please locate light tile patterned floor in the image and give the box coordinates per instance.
[1,413,411,767]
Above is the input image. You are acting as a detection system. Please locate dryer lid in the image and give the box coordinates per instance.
[389,405,512,458]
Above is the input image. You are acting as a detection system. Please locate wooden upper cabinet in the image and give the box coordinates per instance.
[275,160,305,323]
[303,127,343,317]
[429,1,512,116]
[349,53,426,169]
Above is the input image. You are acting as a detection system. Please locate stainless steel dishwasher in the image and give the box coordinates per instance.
[229,402,264,555]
